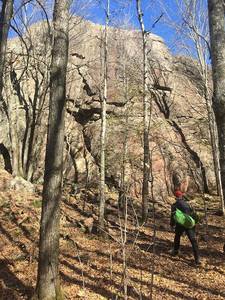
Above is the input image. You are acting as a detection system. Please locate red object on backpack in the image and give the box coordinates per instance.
[174,190,183,197]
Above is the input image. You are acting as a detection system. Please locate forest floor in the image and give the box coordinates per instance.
[0,171,225,300]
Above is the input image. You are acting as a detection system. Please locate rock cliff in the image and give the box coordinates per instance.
[0,17,213,199]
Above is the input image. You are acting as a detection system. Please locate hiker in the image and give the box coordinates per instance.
[170,190,200,266]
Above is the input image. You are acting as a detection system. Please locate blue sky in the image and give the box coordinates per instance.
[10,0,209,57]
[85,0,181,52]
[85,0,209,57]
[10,0,180,49]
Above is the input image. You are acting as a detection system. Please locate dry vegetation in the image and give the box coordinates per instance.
[0,170,225,300]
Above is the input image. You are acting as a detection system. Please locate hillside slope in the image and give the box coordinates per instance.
[0,170,224,300]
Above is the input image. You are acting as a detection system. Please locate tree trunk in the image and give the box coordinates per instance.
[204,85,224,210]
[208,0,225,213]
[99,0,109,230]
[136,0,150,222]
[35,0,71,299]
[119,67,129,210]
[0,143,12,172]
[4,76,24,176]
[0,0,13,108]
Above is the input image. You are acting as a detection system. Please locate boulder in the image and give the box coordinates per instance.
[9,176,35,193]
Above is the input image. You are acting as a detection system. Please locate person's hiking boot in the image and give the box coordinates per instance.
[170,249,179,256]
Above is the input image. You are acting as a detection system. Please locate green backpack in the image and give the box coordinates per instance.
[173,208,195,229]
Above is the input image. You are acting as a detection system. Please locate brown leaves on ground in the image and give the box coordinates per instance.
[0,178,224,300]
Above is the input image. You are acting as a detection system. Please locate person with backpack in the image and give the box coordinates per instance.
[170,190,201,266]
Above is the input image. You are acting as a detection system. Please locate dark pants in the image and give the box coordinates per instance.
[174,224,199,263]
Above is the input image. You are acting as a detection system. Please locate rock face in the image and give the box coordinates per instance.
[8,176,35,193]
[0,17,213,199]
[0,169,34,193]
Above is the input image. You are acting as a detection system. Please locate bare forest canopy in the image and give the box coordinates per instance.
[8,0,208,56]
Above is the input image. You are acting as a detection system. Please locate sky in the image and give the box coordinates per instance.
[9,0,209,57]
[84,0,182,52]
[81,0,209,59]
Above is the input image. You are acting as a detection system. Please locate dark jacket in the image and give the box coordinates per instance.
[170,197,194,227]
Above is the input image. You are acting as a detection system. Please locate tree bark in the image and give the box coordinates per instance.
[208,0,225,213]
[36,0,71,299]
[6,90,24,176]
[136,0,150,222]
[204,85,224,209]
[0,0,13,108]
[99,0,109,230]
[0,0,24,177]
[0,143,12,172]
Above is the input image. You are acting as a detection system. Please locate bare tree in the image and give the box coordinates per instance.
[150,1,219,196]
[0,0,52,179]
[136,0,150,222]
[171,0,223,211]
[6,27,51,179]
[99,0,110,230]
[0,0,14,111]
[208,0,225,213]
[0,0,24,177]
[35,0,71,298]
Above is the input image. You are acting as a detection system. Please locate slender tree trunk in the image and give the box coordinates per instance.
[119,59,130,210]
[0,143,12,172]
[208,0,225,214]
[0,0,13,108]
[4,85,24,176]
[0,1,17,175]
[136,0,150,221]
[195,31,223,199]
[99,0,109,230]
[204,85,224,210]
[35,0,71,299]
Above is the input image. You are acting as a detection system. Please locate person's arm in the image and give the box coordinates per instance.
[189,204,199,223]
[183,194,190,202]
[170,203,176,227]
[189,203,194,214]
